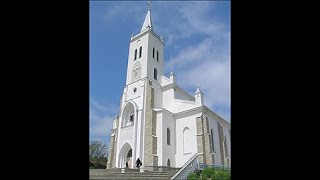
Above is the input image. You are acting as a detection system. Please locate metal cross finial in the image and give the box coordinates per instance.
[148,1,151,10]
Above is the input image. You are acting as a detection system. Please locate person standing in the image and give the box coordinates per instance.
[136,158,141,168]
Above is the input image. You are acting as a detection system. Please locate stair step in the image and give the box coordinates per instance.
[89,169,178,180]
[90,177,172,179]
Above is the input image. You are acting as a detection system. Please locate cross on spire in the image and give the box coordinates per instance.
[140,0,154,32]
[148,1,151,10]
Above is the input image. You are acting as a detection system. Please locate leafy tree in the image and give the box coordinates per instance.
[89,141,108,168]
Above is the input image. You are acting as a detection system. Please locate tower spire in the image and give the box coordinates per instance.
[140,1,153,32]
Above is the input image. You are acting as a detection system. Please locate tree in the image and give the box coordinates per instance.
[89,141,108,168]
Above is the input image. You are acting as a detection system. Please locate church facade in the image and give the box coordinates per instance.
[107,6,230,169]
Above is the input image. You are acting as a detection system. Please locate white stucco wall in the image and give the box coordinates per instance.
[126,32,150,84]
[161,75,171,86]
[118,126,134,150]
[174,89,193,101]
[156,112,163,165]
[116,126,134,167]
[162,86,197,113]
[147,32,164,85]
[117,79,147,167]
[122,80,145,111]
[175,113,201,167]
[162,88,174,111]
[161,112,176,167]
[173,99,197,113]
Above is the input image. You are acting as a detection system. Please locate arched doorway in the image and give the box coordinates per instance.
[127,149,132,168]
[118,142,133,168]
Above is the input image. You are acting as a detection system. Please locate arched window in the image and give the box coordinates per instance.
[211,129,215,152]
[167,128,170,145]
[154,68,157,80]
[157,51,159,61]
[183,127,191,153]
[153,48,155,59]
[167,159,170,167]
[139,46,142,58]
[122,103,135,127]
[134,49,137,60]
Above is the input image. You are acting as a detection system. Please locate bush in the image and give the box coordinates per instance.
[188,168,230,180]
[210,168,230,180]
[213,169,230,179]
[187,173,200,180]
[202,168,213,179]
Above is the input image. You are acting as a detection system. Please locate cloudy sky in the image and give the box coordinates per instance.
[90,1,230,144]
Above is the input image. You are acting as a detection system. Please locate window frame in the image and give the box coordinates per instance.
[167,128,170,145]
[134,49,137,60]
[154,68,157,80]
[157,51,159,61]
[139,46,142,58]
[153,48,155,59]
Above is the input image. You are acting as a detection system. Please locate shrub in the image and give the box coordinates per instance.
[187,173,200,180]
[202,168,214,179]
[212,168,230,180]
[188,168,230,180]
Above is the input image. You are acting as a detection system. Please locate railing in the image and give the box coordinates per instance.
[199,163,231,171]
[170,153,200,180]
[144,166,175,171]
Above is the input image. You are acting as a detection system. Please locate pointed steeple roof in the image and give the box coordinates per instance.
[140,1,153,32]
[195,86,203,95]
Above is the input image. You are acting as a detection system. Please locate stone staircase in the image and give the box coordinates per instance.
[90,168,179,180]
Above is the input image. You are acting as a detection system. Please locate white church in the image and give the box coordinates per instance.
[107,4,231,170]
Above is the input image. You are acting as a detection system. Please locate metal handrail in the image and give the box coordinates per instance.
[170,153,200,180]
[198,163,231,170]
[143,166,175,171]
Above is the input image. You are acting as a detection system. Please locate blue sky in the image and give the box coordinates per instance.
[90,1,230,144]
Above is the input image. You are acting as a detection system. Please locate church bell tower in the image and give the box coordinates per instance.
[125,2,164,85]
[111,1,165,169]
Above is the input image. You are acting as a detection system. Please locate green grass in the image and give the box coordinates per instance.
[187,168,230,180]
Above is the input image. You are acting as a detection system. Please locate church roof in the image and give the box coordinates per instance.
[140,9,153,32]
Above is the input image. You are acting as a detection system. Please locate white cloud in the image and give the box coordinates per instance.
[103,2,146,31]
[175,49,231,122]
[90,98,118,143]
[160,2,231,122]
[152,1,228,46]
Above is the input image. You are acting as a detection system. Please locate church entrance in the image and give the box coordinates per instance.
[118,143,133,168]
[127,149,132,168]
